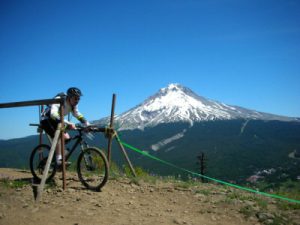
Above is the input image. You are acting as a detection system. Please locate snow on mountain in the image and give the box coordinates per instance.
[95,83,298,131]
[151,129,187,151]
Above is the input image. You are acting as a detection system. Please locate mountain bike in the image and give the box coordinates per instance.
[29,124,109,191]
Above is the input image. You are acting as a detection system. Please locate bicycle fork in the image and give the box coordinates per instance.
[80,141,94,170]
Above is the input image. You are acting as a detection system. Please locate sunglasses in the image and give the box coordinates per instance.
[73,96,80,101]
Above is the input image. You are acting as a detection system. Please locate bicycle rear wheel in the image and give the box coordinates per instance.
[29,144,57,182]
[77,147,109,191]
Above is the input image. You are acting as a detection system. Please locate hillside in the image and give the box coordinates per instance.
[1,119,300,186]
[0,168,300,225]
[111,120,300,183]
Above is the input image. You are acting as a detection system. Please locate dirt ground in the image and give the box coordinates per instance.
[0,168,299,225]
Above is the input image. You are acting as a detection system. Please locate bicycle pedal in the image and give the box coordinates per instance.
[57,160,71,167]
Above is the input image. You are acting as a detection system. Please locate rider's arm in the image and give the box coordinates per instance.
[49,102,73,125]
[72,105,89,125]
[49,103,60,121]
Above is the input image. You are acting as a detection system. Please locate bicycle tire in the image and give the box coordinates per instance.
[29,144,57,182]
[77,147,109,191]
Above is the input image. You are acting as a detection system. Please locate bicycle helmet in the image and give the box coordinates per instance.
[67,87,83,97]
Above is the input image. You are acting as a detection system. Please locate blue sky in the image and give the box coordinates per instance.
[0,0,299,139]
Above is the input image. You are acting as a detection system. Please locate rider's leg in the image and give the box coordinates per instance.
[41,119,71,165]
[56,133,70,165]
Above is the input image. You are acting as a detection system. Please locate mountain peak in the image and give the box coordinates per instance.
[159,83,194,96]
[95,84,298,130]
[161,83,184,92]
[165,83,182,89]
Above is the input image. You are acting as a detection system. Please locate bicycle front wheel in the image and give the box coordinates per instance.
[77,147,109,191]
[29,144,57,182]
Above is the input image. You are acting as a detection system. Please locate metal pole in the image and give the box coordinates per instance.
[107,94,116,165]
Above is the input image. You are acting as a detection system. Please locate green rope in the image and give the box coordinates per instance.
[117,137,300,204]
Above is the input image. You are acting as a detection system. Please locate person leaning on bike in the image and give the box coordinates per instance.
[40,87,90,166]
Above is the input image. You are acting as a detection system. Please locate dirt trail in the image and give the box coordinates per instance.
[0,168,299,225]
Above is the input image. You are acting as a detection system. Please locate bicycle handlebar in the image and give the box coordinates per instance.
[29,123,41,127]
[75,124,108,133]
[30,123,109,133]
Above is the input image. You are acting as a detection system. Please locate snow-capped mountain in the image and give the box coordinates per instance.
[96,83,298,130]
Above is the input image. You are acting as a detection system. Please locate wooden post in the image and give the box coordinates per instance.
[115,133,137,177]
[59,99,66,190]
[36,124,62,202]
[39,105,44,145]
[107,94,116,165]
[39,106,44,163]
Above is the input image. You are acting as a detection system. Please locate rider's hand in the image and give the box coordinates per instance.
[82,121,90,131]
[68,123,76,130]
[84,121,90,126]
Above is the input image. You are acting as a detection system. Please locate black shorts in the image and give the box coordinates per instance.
[40,119,59,138]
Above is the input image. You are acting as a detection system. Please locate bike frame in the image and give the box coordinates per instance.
[44,128,89,162]
[65,130,89,161]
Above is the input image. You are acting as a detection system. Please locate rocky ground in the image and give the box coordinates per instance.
[0,168,299,225]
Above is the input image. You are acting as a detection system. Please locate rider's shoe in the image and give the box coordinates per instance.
[56,160,71,171]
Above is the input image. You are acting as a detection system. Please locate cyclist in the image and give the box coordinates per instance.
[41,87,90,166]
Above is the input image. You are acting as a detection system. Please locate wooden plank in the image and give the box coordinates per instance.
[0,98,63,108]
